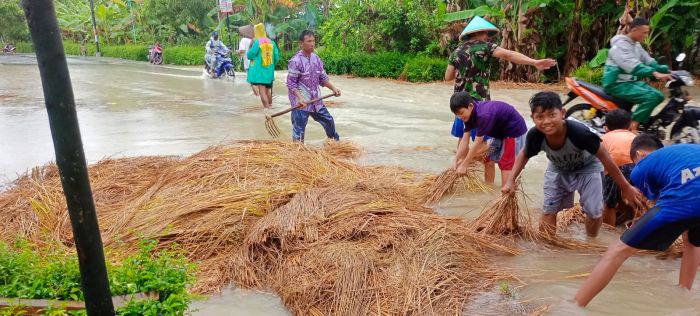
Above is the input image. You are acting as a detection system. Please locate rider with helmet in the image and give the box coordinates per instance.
[603,17,672,130]
[205,31,229,75]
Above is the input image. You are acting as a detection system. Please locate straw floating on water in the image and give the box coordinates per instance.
[323,139,363,160]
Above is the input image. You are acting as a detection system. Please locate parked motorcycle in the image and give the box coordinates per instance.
[148,44,163,64]
[563,53,699,144]
[203,50,235,79]
[3,43,16,54]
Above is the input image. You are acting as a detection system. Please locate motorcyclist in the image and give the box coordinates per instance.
[603,17,672,130]
[205,31,229,75]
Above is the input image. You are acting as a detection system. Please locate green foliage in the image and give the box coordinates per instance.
[588,48,608,68]
[403,56,447,82]
[162,46,203,65]
[14,42,33,53]
[321,51,409,78]
[0,240,195,315]
[572,64,603,85]
[0,0,29,42]
[140,0,214,43]
[101,45,150,61]
[443,5,505,22]
[320,0,444,53]
[276,50,297,70]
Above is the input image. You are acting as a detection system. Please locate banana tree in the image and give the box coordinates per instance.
[444,0,563,82]
[55,0,93,41]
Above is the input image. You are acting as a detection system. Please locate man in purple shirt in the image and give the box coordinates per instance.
[450,91,527,187]
[287,30,341,142]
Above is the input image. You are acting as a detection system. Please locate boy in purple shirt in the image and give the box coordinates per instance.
[450,91,528,187]
[287,30,341,143]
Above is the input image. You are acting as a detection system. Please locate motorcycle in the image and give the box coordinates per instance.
[148,44,163,64]
[3,43,16,54]
[203,50,235,79]
[563,53,699,144]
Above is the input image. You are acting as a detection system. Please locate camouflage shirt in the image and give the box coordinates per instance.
[448,39,498,100]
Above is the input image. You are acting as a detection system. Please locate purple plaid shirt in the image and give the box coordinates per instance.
[286,51,329,112]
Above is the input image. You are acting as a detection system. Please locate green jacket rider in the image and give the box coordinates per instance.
[603,17,671,128]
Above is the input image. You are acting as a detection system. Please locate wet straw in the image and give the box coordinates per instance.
[265,93,337,138]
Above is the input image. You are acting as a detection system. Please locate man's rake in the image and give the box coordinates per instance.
[265,93,337,138]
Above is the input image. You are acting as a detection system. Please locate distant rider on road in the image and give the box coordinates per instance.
[205,31,228,75]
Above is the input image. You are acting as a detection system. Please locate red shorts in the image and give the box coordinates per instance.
[497,138,516,171]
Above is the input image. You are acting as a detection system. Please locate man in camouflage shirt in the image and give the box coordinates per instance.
[448,40,499,99]
[445,16,556,184]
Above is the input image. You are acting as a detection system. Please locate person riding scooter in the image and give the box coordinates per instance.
[204,31,228,76]
[603,17,671,130]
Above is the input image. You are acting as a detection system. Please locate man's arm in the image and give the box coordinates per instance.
[322,80,341,96]
[444,64,457,81]
[492,47,556,70]
[595,147,646,209]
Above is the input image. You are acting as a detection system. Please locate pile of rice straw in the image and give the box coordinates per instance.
[1,141,423,293]
[0,140,521,313]
[231,182,517,315]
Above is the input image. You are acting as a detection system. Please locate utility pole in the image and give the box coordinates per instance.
[20,0,114,314]
[88,0,101,56]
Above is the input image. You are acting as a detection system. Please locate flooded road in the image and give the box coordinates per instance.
[2,54,700,315]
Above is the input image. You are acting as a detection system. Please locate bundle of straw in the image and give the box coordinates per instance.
[467,191,537,239]
[420,145,491,205]
[556,204,585,230]
[420,167,491,205]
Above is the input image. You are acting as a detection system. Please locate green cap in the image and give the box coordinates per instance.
[460,16,499,41]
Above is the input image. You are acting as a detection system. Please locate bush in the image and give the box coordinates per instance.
[572,64,604,85]
[276,50,297,70]
[403,56,447,82]
[0,239,195,315]
[162,46,201,65]
[14,42,33,53]
[12,41,448,82]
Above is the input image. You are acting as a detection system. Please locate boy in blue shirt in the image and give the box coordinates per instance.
[574,136,700,307]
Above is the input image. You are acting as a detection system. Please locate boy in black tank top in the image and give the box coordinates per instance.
[501,91,645,237]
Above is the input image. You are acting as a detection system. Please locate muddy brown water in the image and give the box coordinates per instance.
[2,54,700,315]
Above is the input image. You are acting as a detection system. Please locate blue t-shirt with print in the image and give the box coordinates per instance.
[630,144,700,208]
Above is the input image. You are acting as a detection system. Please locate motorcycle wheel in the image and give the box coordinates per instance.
[154,54,163,65]
[565,103,606,133]
[226,67,235,78]
[670,126,700,144]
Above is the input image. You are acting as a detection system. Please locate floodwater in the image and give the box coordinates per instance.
[2,54,700,315]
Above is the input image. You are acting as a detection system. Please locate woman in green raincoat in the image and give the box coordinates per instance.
[247,23,280,109]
